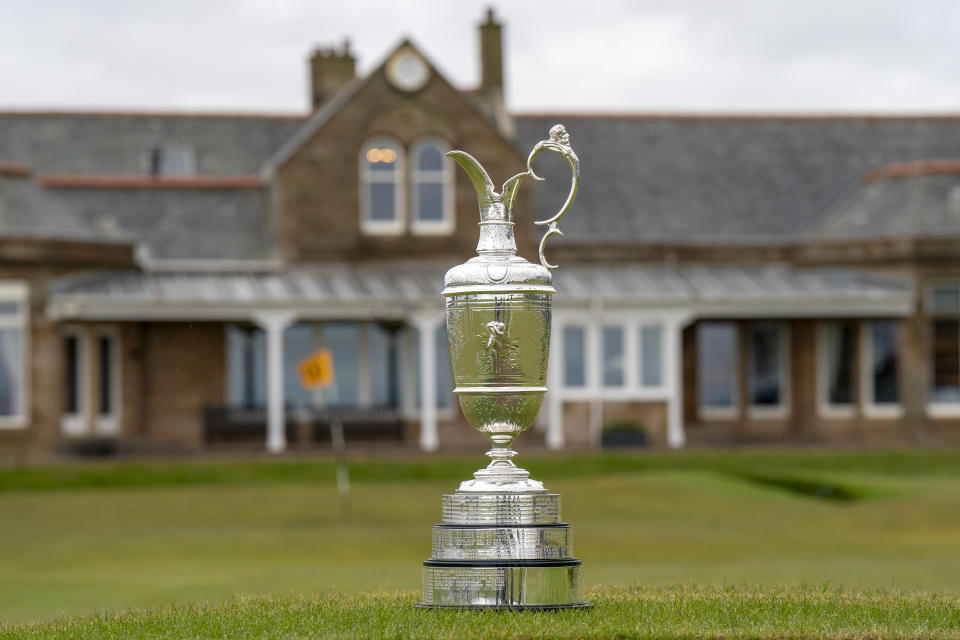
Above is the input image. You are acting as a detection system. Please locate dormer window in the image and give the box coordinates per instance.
[360,137,404,234]
[411,138,454,234]
[358,136,453,236]
[143,143,196,176]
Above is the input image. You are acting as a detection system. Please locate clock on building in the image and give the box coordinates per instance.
[386,49,429,92]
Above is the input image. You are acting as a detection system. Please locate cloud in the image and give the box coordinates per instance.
[0,0,957,112]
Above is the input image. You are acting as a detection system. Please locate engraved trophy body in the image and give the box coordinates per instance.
[418,125,590,609]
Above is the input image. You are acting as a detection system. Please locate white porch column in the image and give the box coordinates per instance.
[587,303,603,450]
[415,312,442,452]
[253,311,296,454]
[546,317,564,450]
[665,314,693,449]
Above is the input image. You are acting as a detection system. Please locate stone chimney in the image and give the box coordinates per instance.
[477,8,514,138]
[479,8,503,94]
[309,39,356,109]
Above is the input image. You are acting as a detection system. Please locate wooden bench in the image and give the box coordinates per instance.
[202,406,404,445]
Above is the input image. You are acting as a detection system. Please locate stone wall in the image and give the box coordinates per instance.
[140,322,225,449]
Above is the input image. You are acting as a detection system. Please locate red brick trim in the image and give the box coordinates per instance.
[862,160,960,184]
[0,162,31,177]
[36,174,262,189]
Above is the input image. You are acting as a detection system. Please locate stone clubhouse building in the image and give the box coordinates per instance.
[2,10,960,461]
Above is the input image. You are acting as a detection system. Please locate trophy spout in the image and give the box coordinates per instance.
[446,150,496,209]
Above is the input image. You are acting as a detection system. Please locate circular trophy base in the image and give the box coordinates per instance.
[418,560,585,609]
[414,602,593,611]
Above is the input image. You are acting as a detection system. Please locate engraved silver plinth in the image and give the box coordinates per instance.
[441,492,561,525]
[418,125,588,609]
[432,525,572,560]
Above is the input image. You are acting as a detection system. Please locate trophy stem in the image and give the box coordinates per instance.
[457,435,546,493]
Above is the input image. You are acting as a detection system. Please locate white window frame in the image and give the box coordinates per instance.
[746,321,790,420]
[697,321,740,421]
[0,282,29,430]
[95,328,122,436]
[60,327,89,436]
[410,137,455,235]
[556,311,670,402]
[359,136,405,235]
[859,320,903,419]
[818,321,858,418]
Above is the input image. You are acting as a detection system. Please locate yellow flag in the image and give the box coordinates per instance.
[297,349,335,389]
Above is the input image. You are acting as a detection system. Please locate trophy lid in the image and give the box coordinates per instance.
[441,124,579,297]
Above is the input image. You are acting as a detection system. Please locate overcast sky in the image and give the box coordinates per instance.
[1,0,958,114]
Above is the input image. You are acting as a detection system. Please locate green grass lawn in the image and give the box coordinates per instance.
[6,587,960,640]
[1,449,960,637]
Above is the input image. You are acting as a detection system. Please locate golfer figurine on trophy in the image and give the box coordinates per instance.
[417,124,590,609]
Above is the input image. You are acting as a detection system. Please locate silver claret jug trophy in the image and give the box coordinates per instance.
[417,125,590,609]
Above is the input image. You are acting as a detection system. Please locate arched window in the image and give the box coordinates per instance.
[360,137,404,234]
[410,137,454,234]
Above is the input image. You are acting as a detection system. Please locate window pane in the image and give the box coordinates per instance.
[64,335,80,415]
[698,322,737,409]
[932,320,960,402]
[369,324,388,406]
[931,285,960,315]
[0,302,21,315]
[602,326,624,387]
[283,323,315,409]
[226,326,266,408]
[158,145,195,176]
[871,321,899,404]
[640,325,663,387]
[226,327,244,406]
[369,183,396,221]
[412,325,453,409]
[417,182,444,221]
[0,327,24,417]
[418,145,443,171]
[99,335,112,416]
[563,326,585,387]
[324,323,359,407]
[370,323,402,408]
[824,322,855,405]
[748,322,782,407]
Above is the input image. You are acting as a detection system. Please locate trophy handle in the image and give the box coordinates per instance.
[527,124,580,270]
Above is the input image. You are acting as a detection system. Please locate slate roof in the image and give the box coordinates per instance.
[0,111,305,175]
[47,262,912,319]
[43,184,274,260]
[3,110,960,257]
[515,115,960,245]
[817,165,960,240]
[0,169,121,243]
